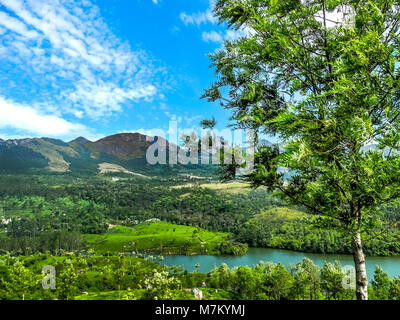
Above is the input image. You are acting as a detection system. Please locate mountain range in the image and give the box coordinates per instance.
[0,133,277,176]
[0,133,176,175]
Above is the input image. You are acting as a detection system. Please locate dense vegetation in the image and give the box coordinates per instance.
[1,174,400,256]
[204,0,400,300]
[238,207,400,256]
[86,222,247,256]
[1,253,400,300]
[0,174,400,300]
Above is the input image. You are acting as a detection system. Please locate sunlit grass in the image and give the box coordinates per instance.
[86,221,231,255]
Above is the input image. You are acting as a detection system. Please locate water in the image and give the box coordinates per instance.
[160,247,400,280]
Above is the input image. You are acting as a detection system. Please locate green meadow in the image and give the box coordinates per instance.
[85,221,245,256]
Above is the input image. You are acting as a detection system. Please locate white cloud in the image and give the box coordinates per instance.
[0,97,85,137]
[0,11,39,38]
[180,3,248,44]
[202,31,223,43]
[183,114,203,124]
[152,0,160,4]
[180,8,218,26]
[0,0,164,119]
[201,28,247,44]
[67,81,157,118]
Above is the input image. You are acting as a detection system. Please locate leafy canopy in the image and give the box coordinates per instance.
[204,0,400,234]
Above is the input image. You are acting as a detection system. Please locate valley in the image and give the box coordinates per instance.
[1,134,400,300]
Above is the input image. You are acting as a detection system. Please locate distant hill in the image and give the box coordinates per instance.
[0,133,168,175]
[0,137,78,173]
[0,133,218,176]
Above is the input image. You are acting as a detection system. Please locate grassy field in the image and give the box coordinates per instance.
[199,182,252,194]
[259,207,309,220]
[172,181,253,194]
[85,221,232,255]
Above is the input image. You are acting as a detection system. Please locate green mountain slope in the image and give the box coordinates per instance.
[0,133,201,176]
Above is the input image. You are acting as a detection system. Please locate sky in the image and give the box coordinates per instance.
[0,0,243,141]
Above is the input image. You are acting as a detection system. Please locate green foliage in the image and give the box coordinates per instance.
[291,258,321,300]
[389,278,400,300]
[0,145,48,173]
[205,0,400,233]
[204,0,400,299]
[0,175,400,257]
[371,266,391,300]
[86,222,240,256]
[2,260,40,300]
[200,117,217,130]
[1,254,400,300]
[142,270,182,300]
[239,207,400,256]
[320,262,347,300]
[263,262,294,300]
[57,260,78,300]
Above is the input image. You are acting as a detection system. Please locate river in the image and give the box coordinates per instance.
[160,247,400,280]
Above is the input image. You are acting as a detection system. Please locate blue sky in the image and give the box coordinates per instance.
[0,0,243,141]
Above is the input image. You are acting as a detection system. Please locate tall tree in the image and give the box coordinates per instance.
[204,0,400,300]
[4,261,39,300]
[371,266,391,300]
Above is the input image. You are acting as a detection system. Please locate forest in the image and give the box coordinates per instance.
[2,0,400,303]
[1,253,400,300]
[1,174,400,257]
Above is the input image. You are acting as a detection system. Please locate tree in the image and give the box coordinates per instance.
[113,256,129,293]
[264,262,293,300]
[320,262,346,300]
[200,117,217,130]
[143,270,181,300]
[204,0,400,300]
[371,266,391,300]
[208,263,232,289]
[291,258,321,300]
[4,260,39,300]
[57,260,78,300]
[389,277,400,300]
[232,266,257,298]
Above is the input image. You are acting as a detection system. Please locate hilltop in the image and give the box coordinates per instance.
[0,133,175,175]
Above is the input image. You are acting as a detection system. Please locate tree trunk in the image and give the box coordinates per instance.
[352,232,368,300]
